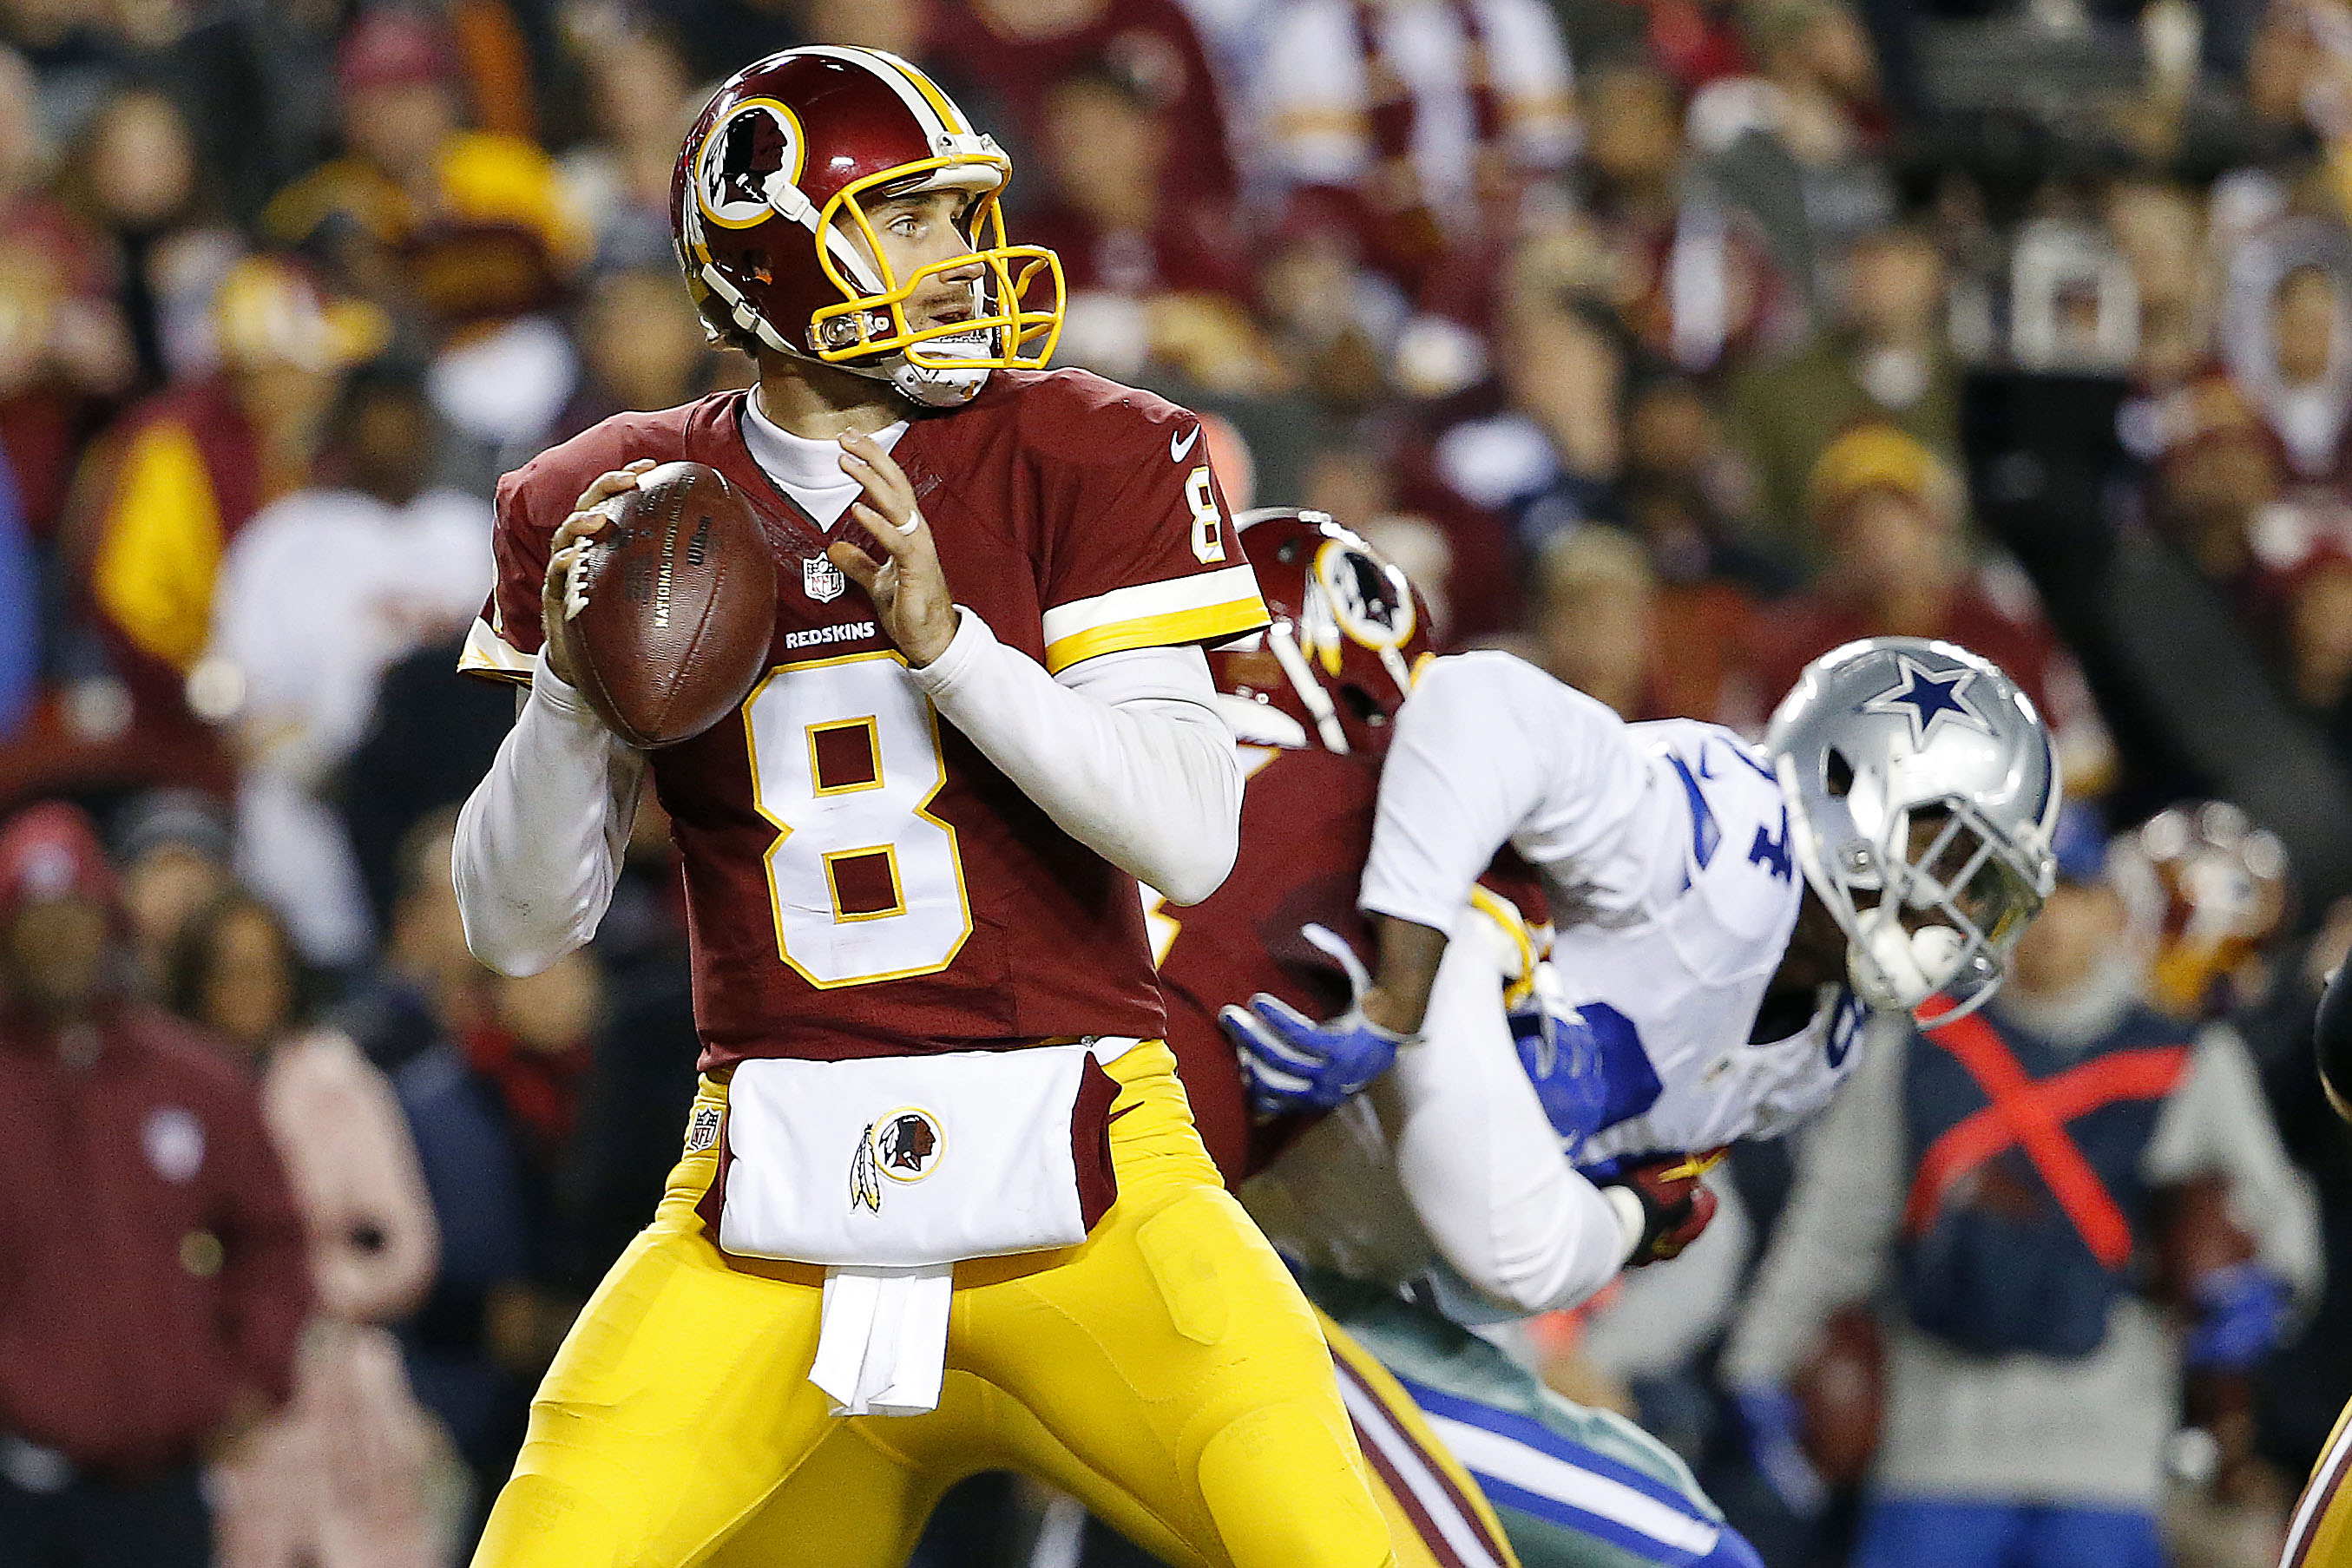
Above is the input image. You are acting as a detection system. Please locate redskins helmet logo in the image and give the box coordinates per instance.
[1313,538,1416,657]
[696,98,812,230]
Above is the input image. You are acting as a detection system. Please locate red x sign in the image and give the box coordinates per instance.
[1903,1003,2188,1270]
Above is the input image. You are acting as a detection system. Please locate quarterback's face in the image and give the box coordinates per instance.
[850,189,985,331]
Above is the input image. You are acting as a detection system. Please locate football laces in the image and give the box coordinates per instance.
[563,542,595,621]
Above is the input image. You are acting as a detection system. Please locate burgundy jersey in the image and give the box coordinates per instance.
[1156,745,1554,1189]
[1153,745,1378,1184]
[460,371,1268,1067]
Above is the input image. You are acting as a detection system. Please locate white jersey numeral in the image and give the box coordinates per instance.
[742,652,972,987]
[1186,467,1226,563]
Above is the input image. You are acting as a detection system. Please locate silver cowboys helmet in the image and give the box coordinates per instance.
[1766,636,2060,1025]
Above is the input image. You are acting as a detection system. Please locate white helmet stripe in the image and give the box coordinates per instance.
[868,48,973,137]
[796,44,953,141]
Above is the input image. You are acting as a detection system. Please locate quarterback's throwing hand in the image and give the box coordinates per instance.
[542,459,659,687]
[1220,994,1414,1115]
[827,430,958,666]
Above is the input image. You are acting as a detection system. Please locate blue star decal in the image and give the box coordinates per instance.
[1861,655,1987,745]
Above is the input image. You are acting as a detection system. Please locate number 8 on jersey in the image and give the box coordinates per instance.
[744,652,973,987]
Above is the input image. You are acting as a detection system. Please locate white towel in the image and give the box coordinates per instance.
[808,1263,956,1416]
[718,1043,1133,1418]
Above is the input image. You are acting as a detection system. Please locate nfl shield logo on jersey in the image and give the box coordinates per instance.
[803,554,848,605]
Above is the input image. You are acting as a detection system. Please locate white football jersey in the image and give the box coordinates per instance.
[1363,653,1867,1169]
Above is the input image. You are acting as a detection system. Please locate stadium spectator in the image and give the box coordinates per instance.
[2219,219,2352,497]
[0,43,136,541]
[1422,273,1630,581]
[61,84,240,390]
[1025,59,1270,391]
[1727,223,1958,562]
[0,801,309,1566]
[1747,423,2115,791]
[555,20,700,276]
[264,8,580,321]
[72,254,388,755]
[2108,177,2212,397]
[2151,371,2284,597]
[202,358,489,968]
[1620,366,1793,592]
[337,812,534,1539]
[1252,0,1576,302]
[1527,525,1660,718]
[168,890,444,1568]
[1684,0,1891,266]
[266,8,586,489]
[1582,58,1795,374]
[1724,806,2320,1568]
[549,266,719,445]
[112,786,234,999]
[926,0,1238,207]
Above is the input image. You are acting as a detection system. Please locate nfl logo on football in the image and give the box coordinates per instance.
[803,555,847,605]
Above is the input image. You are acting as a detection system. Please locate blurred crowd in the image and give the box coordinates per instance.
[9,0,2352,1563]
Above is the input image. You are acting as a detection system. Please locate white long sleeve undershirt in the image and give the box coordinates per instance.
[452,626,1239,978]
[1387,915,1643,1313]
[453,653,647,978]
[1247,907,1642,1314]
[1360,652,1670,940]
[908,608,1240,905]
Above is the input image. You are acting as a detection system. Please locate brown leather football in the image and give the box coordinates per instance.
[567,462,778,748]
[1793,1304,1883,1486]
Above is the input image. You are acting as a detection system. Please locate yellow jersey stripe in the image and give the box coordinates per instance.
[1042,563,1265,650]
[1043,596,1270,674]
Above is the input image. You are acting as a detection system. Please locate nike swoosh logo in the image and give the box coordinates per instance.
[1170,425,1201,463]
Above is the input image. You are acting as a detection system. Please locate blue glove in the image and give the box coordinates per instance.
[1220,995,1412,1114]
[1512,1004,1609,1152]
[1731,1384,1827,1518]
[2185,1263,2292,1372]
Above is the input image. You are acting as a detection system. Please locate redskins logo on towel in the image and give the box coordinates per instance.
[851,1107,945,1213]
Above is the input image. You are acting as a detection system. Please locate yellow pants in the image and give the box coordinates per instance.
[709,1302,1519,1568]
[472,1042,1396,1568]
[2283,1399,2352,1567]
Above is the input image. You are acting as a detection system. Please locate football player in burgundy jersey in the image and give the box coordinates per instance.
[447,48,1396,1568]
[1154,509,1764,1568]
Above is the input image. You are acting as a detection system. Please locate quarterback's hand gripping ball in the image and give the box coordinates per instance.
[551,460,778,747]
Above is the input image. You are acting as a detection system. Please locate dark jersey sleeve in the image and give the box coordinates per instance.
[1023,374,1269,674]
[456,406,701,683]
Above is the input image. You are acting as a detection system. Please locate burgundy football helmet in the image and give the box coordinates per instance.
[1209,508,1433,758]
[672,46,1065,406]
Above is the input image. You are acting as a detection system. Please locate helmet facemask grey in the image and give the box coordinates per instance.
[1766,638,2062,1025]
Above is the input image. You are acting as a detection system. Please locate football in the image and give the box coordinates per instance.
[1793,1304,1883,1486]
[567,462,778,748]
